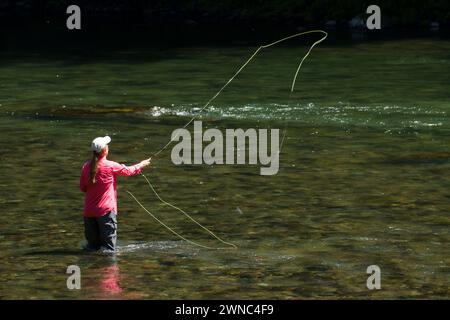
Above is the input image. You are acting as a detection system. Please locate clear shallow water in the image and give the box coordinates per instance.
[0,37,449,299]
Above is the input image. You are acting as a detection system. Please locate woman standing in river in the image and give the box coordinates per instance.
[80,136,151,252]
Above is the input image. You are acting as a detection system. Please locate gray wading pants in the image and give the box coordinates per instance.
[83,211,117,252]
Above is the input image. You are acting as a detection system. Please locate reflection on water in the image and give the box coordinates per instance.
[0,37,449,299]
[99,262,122,297]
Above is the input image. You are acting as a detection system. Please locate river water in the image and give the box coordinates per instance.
[0,34,449,299]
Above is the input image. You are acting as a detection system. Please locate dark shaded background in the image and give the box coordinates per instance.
[0,1,449,52]
[1,0,449,28]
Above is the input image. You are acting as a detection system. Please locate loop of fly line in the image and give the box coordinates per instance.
[143,173,237,249]
[127,30,328,250]
[126,190,232,250]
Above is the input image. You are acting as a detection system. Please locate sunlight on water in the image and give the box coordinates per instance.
[0,38,449,299]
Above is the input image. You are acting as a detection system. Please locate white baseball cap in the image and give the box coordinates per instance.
[91,136,111,153]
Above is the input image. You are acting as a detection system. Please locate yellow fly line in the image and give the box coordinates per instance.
[127,30,328,250]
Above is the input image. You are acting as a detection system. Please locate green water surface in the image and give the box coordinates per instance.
[0,35,449,299]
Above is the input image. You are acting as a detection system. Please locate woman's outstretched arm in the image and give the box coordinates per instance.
[111,158,151,177]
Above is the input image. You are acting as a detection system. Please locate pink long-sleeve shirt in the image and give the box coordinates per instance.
[80,155,143,217]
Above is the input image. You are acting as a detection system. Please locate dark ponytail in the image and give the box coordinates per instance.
[89,151,99,184]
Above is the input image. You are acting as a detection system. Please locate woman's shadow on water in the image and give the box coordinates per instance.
[24,249,89,256]
[24,240,122,257]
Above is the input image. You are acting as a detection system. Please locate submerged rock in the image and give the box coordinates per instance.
[348,16,365,29]
[324,20,337,29]
[430,22,440,31]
